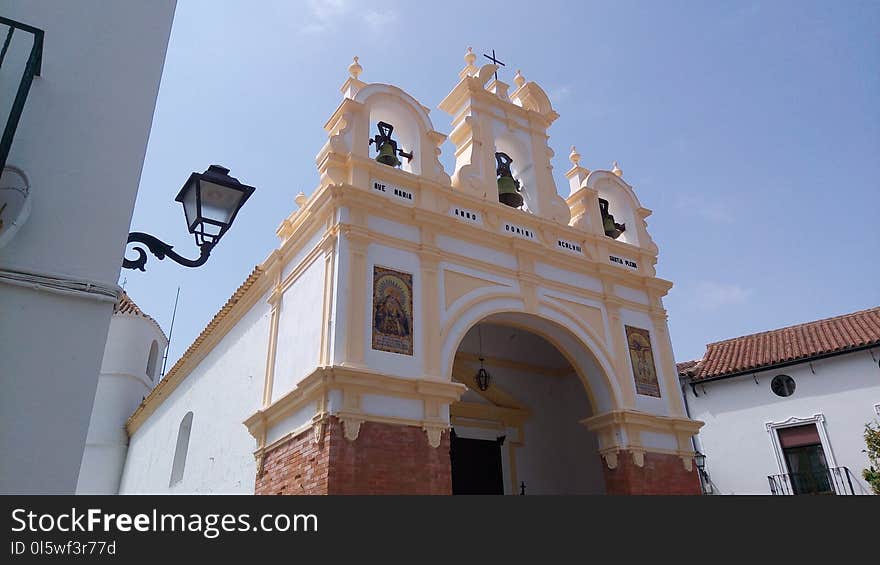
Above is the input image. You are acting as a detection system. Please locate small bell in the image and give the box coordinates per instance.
[495,152,523,208]
[369,121,412,168]
[598,198,626,239]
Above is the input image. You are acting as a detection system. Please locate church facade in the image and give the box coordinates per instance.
[118,51,703,495]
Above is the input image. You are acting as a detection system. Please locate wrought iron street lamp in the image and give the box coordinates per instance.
[123,165,255,271]
[694,450,706,472]
[694,450,713,494]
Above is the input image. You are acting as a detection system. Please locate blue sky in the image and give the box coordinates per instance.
[126,0,879,370]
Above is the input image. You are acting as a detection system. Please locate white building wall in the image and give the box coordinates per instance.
[509,371,605,494]
[687,350,880,495]
[0,0,176,494]
[271,259,325,401]
[77,315,167,494]
[119,290,271,494]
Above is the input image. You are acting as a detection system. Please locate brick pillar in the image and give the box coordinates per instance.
[602,451,701,495]
[255,416,452,495]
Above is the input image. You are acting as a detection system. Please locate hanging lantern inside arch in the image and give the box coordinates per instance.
[495,152,523,208]
[475,357,491,391]
[370,121,413,168]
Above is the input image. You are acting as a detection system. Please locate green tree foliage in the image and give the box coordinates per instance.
[863,421,880,495]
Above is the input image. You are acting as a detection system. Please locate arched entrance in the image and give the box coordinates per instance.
[448,313,613,494]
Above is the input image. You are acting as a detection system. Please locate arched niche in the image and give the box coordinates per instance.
[354,83,447,182]
[493,130,539,214]
[169,411,193,487]
[586,171,643,247]
[146,340,159,381]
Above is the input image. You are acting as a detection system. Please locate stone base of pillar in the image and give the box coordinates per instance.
[602,451,701,495]
[255,416,451,495]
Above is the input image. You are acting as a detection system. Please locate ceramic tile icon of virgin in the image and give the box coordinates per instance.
[625,325,661,397]
[372,266,413,355]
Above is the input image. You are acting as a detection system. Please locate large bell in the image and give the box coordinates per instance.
[599,198,626,239]
[375,141,401,167]
[498,175,523,208]
[495,152,523,208]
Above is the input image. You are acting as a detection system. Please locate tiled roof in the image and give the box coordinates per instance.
[679,306,880,382]
[114,292,166,340]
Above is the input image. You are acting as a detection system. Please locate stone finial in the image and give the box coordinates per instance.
[464,46,476,66]
[569,145,581,167]
[295,191,308,209]
[612,161,623,177]
[459,47,479,79]
[348,56,362,80]
[513,69,526,88]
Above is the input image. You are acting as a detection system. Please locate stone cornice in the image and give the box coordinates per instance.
[243,366,467,442]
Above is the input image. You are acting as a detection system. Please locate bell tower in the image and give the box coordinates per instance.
[238,53,703,496]
[439,48,571,224]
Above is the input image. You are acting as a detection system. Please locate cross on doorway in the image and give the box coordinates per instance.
[483,49,505,81]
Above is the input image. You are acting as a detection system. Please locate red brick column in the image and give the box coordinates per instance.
[602,451,701,495]
[255,416,451,495]
[254,419,332,495]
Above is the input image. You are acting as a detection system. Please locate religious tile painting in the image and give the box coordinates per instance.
[372,266,413,356]
[625,325,661,397]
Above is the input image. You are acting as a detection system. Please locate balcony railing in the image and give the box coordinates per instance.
[768,466,856,495]
[0,16,44,173]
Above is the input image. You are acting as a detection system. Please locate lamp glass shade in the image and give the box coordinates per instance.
[694,451,706,469]
[180,178,198,232]
[199,180,243,227]
[176,165,255,247]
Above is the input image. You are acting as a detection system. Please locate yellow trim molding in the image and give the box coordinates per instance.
[581,409,704,470]
[243,365,467,452]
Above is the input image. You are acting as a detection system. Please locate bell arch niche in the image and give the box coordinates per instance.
[353,83,448,182]
[586,170,646,248]
[494,131,536,213]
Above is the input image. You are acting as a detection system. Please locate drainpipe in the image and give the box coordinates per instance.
[679,373,709,493]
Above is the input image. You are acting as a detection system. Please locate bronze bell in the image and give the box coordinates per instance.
[369,121,412,168]
[376,140,401,167]
[495,152,523,208]
[599,198,626,239]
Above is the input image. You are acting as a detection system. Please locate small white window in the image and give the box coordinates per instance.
[146,340,159,380]
[170,412,193,487]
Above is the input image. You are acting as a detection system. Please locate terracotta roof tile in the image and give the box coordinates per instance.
[114,292,166,339]
[679,306,880,381]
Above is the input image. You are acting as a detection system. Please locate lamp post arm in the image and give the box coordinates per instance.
[123,231,214,271]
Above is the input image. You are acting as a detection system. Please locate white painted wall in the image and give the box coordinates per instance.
[77,314,167,494]
[0,0,176,494]
[687,349,880,495]
[272,258,325,402]
[119,289,270,494]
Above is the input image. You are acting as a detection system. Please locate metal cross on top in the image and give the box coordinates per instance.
[483,49,505,81]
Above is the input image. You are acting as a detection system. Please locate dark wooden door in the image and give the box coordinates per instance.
[450,431,504,495]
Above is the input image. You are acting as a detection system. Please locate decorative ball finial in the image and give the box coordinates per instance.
[514,69,526,88]
[295,191,308,209]
[569,146,581,167]
[348,56,362,80]
[464,46,476,66]
[612,161,623,177]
